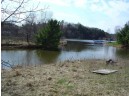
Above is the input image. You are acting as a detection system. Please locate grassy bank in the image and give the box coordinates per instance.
[1,59,129,96]
[1,39,64,50]
[1,39,39,50]
[107,42,121,48]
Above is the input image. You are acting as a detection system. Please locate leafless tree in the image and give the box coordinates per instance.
[24,12,36,44]
[115,26,121,33]
[1,0,47,26]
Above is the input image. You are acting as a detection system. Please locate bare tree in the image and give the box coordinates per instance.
[115,26,121,33]
[23,10,52,45]
[1,0,47,26]
[24,12,36,45]
[39,10,53,24]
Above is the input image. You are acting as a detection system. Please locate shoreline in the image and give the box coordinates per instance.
[107,42,122,48]
[1,44,42,50]
[2,59,129,96]
[1,43,64,50]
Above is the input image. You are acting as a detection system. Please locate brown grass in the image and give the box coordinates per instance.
[1,59,129,96]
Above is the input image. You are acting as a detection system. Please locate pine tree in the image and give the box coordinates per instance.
[116,22,129,47]
[36,19,62,50]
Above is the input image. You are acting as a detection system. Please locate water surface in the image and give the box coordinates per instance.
[1,40,129,66]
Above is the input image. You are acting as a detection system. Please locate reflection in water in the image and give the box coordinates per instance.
[1,41,129,66]
[103,46,116,60]
[59,44,117,61]
[64,41,100,52]
[1,50,43,66]
[36,50,60,64]
[116,48,129,59]
[64,42,87,52]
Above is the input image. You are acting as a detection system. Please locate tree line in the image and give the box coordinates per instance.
[61,23,109,40]
[2,20,112,50]
[1,20,110,41]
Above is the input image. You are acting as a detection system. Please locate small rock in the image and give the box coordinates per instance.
[60,71,63,74]
[14,70,21,77]
[26,82,33,87]
[48,77,52,80]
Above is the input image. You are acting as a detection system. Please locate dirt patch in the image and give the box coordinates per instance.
[1,59,129,96]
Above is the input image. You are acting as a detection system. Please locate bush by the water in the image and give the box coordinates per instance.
[36,19,62,50]
[116,21,129,47]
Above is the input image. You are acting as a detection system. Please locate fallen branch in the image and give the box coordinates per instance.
[1,60,14,69]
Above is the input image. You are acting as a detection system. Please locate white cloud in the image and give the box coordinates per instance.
[90,0,129,17]
[73,0,87,8]
[89,0,129,33]
[92,0,100,3]
[108,0,129,15]
[37,0,88,8]
[90,4,103,12]
[53,11,82,23]
[37,0,70,7]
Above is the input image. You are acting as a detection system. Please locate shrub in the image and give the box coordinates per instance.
[116,22,129,47]
[36,19,62,50]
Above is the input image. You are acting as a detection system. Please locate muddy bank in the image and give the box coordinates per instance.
[1,60,129,96]
[1,44,43,50]
[1,43,63,50]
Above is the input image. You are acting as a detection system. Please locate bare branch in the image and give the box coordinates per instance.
[1,0,48,25]
[8,15,30,23]
[1,0,4,4]
[14,9,47,15]
[9,0,30,4]
[2,0,25,23]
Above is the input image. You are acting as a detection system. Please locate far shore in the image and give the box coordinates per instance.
[1,43,42,50]
[2,59,129,96]
[1,39,67,50]
[107,42,122,48]
[1,39,121,50]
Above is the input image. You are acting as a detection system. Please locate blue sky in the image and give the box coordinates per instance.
[34,0,129,33]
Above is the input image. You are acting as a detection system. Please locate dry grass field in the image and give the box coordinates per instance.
[1,59,129,96]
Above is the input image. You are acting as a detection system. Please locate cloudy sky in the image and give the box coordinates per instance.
[34,0,129,33]
[2,0,129,33]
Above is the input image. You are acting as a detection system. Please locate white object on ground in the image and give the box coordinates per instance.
[92,69,118,75]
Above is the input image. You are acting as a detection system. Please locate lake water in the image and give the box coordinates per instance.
[1,40,129,67]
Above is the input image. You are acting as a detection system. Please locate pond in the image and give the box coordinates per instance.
[1,40,129,67]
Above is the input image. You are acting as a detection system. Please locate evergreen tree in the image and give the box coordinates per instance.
[36,19,62,50]
[116,22,129,47]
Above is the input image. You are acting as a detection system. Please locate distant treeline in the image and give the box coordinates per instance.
[61,23,110,40]
[1,21,115,42]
